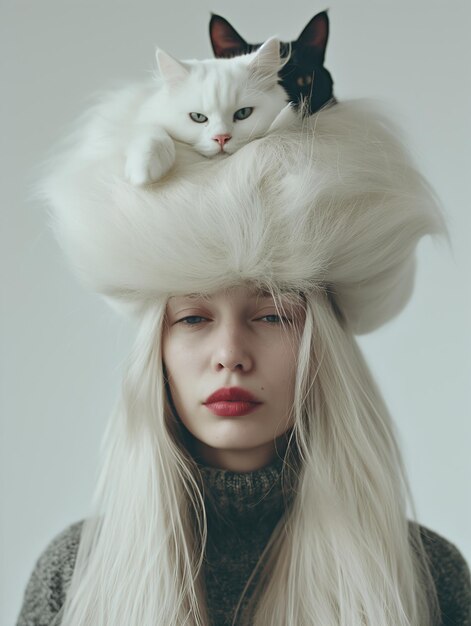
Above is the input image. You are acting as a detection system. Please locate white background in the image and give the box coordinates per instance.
[2,1,470,623]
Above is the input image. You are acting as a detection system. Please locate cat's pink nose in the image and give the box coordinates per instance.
[213,133,232,147]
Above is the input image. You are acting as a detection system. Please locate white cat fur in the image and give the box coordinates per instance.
[75,38,289,186]
[41,93,445,334]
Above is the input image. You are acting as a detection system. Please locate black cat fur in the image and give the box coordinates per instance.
[209,11,336,115]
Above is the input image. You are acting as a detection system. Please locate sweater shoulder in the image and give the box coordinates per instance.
[16,520,84,626]
[16,519,471,625]
[413,523,471,625]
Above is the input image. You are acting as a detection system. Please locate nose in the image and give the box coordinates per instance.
[211,326,253,372]
[212,133,232,148]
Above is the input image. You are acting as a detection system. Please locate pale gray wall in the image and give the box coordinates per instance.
[2,1,470,623]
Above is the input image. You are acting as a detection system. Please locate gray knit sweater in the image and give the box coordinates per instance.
[17,457,471,625]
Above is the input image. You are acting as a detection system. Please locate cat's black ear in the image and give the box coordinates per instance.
[297,11,330,61]
[209,13,249,58]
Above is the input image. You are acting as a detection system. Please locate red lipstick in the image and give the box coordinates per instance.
[204,387,262,417]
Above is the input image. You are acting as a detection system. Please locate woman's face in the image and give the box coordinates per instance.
[162,285,305,472]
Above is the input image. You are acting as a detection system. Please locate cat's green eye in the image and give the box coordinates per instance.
[233,107,254,121]
[189,112,208,123]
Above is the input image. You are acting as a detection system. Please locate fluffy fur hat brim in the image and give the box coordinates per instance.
[41,100,445,334]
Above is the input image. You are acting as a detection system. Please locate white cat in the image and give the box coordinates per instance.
[121,37,288,185]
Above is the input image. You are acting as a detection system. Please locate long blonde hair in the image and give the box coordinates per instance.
[57,282,439,625]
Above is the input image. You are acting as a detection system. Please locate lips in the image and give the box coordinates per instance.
[204,387,262,417]
[204,387,260,404]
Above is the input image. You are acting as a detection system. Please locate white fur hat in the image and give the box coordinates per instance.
[42,100,445,334]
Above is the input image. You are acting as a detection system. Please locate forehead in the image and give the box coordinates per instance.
[167,286,301,310]
[186,61,251,110]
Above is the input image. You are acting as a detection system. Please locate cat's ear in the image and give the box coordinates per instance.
[297,11,330,61]
[156,49,189,87]
[209,13,249,58]
[247,37,281,86]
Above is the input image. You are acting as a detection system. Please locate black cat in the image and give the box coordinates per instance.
[209,11,335,115]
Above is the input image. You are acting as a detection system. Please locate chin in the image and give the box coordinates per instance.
[194,148,220,158]
[196,146,238,159]
[221,146,239,155]
[207,151,231,160]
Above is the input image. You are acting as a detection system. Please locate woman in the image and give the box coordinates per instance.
[17,102,470,625]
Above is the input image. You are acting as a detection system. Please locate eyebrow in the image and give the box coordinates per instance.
[167,291,273,308]
[168,293,305,311]
[171,288,274,299]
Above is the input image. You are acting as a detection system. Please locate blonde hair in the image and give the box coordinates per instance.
[55,282,438,625]
[41,96,446,625]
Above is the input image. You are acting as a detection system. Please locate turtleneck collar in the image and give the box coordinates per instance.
[197,455,296,528]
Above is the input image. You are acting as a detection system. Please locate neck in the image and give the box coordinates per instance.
[192,433,291,472]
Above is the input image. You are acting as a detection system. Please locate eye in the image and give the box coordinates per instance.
[189,112,208,123]
[177,315,207,325]
[258,314,292,324]
[233,107,254,121]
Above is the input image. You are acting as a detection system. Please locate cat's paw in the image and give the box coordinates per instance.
[125,136,176,185]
